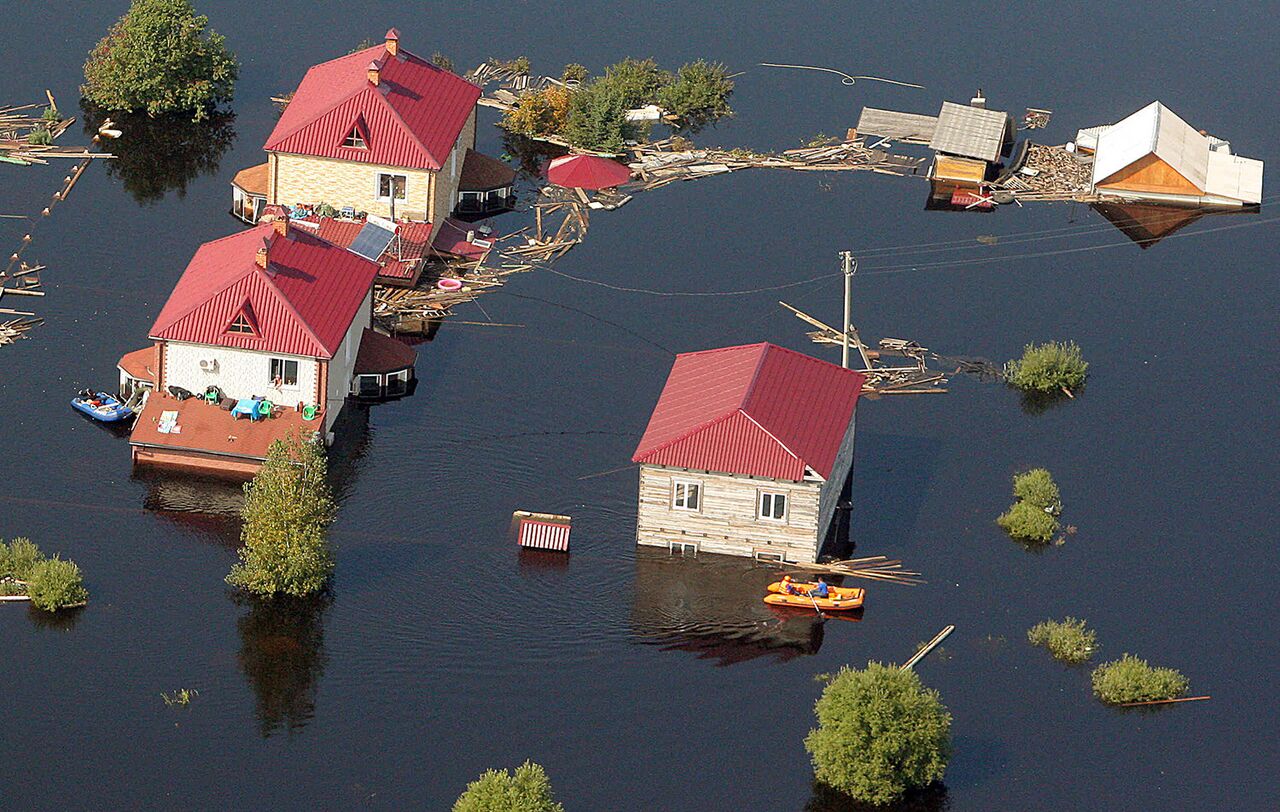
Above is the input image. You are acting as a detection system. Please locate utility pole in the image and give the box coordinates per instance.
[840,251,856,369]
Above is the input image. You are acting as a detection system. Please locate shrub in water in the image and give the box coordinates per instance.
[1027,617,1097,664]
[82,0,238,121]
[2,537,44,580]
[997,500,1059,544]
[1012,468,1060,512]
[27,557,89,611]
[1092,654,1189,705]
[453,761,564,812]
[657,60,735,130]
[805,662,951,805]
[502,85,574,139]
[1004,340,1088,395]
[26,127,53,146]
[563,81,633,153]
[227,432,335,598]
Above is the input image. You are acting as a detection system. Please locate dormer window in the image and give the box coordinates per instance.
[227,304,258,336]
[342,125,368,149]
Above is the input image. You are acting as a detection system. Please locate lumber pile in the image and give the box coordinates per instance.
[996,143,1094,201]
[781,555,924,586]
[0,94,105,166]
[0,317,42,347]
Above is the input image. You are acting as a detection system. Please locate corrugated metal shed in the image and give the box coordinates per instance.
[632,343,866,482]
[929,102,1012,162]
[855,108,938,144]
[149,224,379,359]
[1091,102,1209,191]
[265,43,480,170]
[518,519,571,552]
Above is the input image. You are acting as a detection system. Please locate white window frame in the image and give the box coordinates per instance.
[269,357,300,389]
[353,373,381,396]
[758,490,788,523]
[671,479,702,512]
[376,172,408,202]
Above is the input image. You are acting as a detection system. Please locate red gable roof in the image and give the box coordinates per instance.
[632,343,866,481]
[149,224,379,359]
[264,40,481,170]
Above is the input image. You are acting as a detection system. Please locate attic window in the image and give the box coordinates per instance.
[342,126,368,149]
[227,312,256,335]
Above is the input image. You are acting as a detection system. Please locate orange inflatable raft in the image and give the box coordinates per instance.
[763,580,865,611]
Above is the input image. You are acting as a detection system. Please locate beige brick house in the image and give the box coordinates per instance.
[233,28,482,224]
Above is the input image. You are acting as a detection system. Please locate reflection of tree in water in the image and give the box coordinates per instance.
[81,102,236,204]
[235,593,329,737]
[27,604,84,632]
[500,132,566,185]
[806,781,949,812]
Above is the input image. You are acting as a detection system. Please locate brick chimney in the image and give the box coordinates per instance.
[272,216,289,238]
[255,239,269,269]
[385,28,400,57]
[367,59,383,86]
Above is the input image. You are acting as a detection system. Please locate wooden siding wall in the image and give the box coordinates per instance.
[636,465,823,562]
[816,410,858,548]
[1098,153,1202,196]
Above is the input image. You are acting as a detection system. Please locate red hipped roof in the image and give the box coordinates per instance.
[149,223,379,359]
[632,343,866,481]
[264,39,480,170]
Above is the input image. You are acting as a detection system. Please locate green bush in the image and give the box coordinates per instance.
[26,127,53,146]
[1027,617,1097,664]
[1005,341,1088,395]
[453,761,564,812]
[227,432,335,598]
[502,85,574,140]
[561,63,588,84]
[563,82,633,153]
[27,557,89,611]
[430,52,454,73]
[41,105,62,123]
[597,57,671,110]
[2,537,44,580]
[805,662,951,805]
[997,500,1059,543]
[1092,654,1189,705]
[1012,468,1060,512]
[82,0,238,121]
[657,60,734,130]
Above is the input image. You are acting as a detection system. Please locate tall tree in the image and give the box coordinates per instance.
[82,0,238,121]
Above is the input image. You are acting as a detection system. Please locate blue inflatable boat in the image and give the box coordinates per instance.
[71,390,135,423]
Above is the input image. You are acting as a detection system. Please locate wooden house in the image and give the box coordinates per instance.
[232,28,483,224]
[120,219,415,475]
[631,343,866,563]
[1080,102,1263,206]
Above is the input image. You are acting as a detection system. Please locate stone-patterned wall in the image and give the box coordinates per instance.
[270,153,436,221]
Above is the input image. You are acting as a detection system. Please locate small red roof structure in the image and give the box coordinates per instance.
[459,148,517,192]
[547,154,632,190]
[632,343,866,481]
[264,34,481,170]
[149,222,380,359]
[292,216,434,285]
[117,347,156,383]
[353,328,416,375]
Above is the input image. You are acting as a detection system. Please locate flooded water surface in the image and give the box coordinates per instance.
[2,2,1278,809]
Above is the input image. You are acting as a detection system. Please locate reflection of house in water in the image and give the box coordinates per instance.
[1090,202,1214,249]
[631,547,841,666]
[632,343,865,563]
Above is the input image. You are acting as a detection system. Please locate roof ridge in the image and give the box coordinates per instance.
[635,410,740,462]
[739,342,772,409]
[150,264,253,338]
[259,233,341,357]
[266,80,371,149]
[368,83,439,166]
[737,408,801,462]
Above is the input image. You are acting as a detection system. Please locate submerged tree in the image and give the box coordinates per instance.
[805,662,951,805]
[997,468,1062,544]
[82,104,236,204]
[1092,654,1189,705]
[82,0,238,121]
[1005,340,1088,398]
[453,761,564,812]
[236,593,330,736]
[227,432,335,598]
[658,60,735,131]
[1028,617,1098,664]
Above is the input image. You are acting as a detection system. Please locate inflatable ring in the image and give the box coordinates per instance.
[437,277,463,291]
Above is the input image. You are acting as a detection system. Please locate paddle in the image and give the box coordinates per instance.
[807,591,825,619]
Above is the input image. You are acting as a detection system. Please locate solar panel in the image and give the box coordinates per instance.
[348,221,396,261]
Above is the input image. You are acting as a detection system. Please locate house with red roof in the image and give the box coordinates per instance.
[631,343,866,563]
[120,219,416,476]
[232,28,513,228]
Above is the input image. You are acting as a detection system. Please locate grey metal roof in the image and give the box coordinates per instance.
[855,107,938,144]
[929,102,1011,162]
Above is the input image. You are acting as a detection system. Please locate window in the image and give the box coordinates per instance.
[355,374,381,397]
[672,480,701,511]
[386,369,409,396]
[759,491,787,522]
[227,313,255,334]
[270,358,299,388]
[377,173,407,201]
[342,126,367,149]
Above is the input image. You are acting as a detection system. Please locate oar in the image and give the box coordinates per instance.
[807,590,825,619]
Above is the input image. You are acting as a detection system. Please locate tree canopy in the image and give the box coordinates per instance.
[805,662,951,805]
[82,0,238,121]
[227,432,335,598]
[453,761,564,812]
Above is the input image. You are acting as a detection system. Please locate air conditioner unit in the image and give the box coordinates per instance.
[198,358,218,372]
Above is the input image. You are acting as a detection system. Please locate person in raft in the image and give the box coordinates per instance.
[808,578,830,599]
[781,575,800,595]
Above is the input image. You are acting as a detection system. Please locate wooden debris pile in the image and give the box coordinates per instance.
[996,143,1094,200]
[628,137,923,191]
[780,301,949,395]
[1,94,110,166]
[781,555,925,586]
[0,317,42,348]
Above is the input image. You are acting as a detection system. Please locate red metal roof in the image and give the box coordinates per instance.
[294,216,434,282]
[547,154,632,189]
[353,328,416,374]
[149,223,379,359]
[518,519,571,552]
[632,343,866,481]
[117,346,156,383]
[264,41,481,171]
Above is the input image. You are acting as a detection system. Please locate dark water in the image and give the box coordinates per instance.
[2,2,1278,809]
